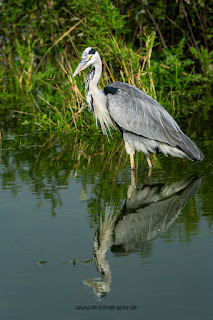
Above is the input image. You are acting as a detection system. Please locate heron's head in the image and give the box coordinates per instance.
[73,47,99,77]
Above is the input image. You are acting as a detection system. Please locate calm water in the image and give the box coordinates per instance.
[0,106,213,320]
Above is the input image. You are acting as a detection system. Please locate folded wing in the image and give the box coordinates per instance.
[104,82,204,161]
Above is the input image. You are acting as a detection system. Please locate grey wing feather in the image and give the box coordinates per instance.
[104,82,204,160]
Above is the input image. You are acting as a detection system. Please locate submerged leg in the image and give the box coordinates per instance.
[147,167,152,179]
[130,154,135,170]
[145,154,152,169]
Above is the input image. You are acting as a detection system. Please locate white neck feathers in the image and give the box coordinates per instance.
[85,54,116,137]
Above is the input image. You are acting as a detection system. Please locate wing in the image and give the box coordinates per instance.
[104,82,204,160]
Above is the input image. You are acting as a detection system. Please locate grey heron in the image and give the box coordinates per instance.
[73,47,205,170]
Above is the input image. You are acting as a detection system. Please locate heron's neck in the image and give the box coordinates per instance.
[85,56,116,136]
[85,59,102,96]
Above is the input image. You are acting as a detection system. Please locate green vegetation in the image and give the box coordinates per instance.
[0,0,212,135]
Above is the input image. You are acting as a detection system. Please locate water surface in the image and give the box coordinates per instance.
[0,106,213,320]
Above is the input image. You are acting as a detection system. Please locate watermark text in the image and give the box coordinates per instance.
[76,305,138,311]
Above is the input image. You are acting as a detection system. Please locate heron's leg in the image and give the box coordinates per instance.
[130,154,135,170]
[153,154,157,161]
[131,168,135,186]
[147,167,152,179]
[146,154,152,169]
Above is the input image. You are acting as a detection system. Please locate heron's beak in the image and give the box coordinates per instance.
[73,58,89,77]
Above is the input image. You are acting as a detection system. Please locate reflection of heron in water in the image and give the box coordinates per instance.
[83,176,204,297]
[83,207,117,298]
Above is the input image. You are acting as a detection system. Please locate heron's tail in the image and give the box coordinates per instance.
[177,133,205,162]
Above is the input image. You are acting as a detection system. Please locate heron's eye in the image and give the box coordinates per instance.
[86,55,93,61]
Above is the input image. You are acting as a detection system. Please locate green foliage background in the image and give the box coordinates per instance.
[0,0,212,133]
